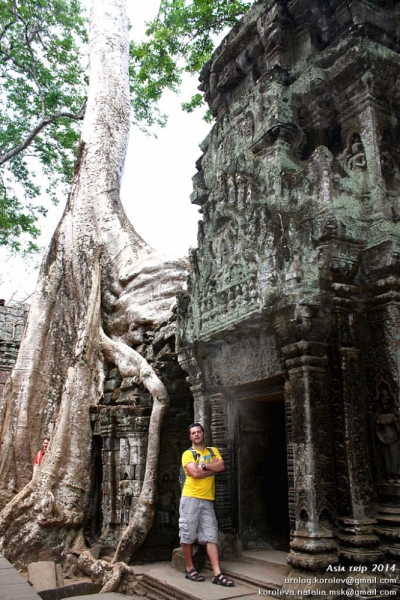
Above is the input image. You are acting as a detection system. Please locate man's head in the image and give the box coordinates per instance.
[188,422,204,445]
[42,438,50,452]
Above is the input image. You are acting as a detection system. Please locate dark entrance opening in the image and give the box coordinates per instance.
[237,395,290,551]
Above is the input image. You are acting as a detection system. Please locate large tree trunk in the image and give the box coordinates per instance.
[0,0,186,572]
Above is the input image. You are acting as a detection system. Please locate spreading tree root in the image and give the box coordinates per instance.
[78,549,136,593]
[99,329,170,564]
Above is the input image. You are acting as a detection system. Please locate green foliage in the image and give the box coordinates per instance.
[0,185,41,253]
[129,0,252,130]
[0,0,87,252]
[0,0,252,252]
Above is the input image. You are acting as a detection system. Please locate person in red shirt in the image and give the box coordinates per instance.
[33,437,50,476]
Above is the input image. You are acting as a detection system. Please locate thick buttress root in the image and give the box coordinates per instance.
[78,549,136,593]
[99,328,170,570]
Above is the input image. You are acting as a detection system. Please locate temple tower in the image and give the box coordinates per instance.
[178,0,400,571]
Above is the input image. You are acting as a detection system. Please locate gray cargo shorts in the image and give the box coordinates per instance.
[179,496,218,545]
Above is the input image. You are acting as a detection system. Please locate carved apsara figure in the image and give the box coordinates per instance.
[346,133,367,171]
[375,384,400,483]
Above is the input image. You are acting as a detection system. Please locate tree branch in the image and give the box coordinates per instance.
[0,103,87,166]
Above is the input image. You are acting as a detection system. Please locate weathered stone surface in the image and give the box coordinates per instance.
[0,301,28,400]
[28,561,57,592]
[5,2,400,586]
[87,304,194,559]
[177,0,400,581]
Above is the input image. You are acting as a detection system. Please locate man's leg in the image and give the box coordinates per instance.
[181,542,195,572]
[179,498,204,581]
[206,541,222,576]
[200,501,234,586]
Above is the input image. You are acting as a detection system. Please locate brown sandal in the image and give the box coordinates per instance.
[212,572,235,587]
[185,568,205,582]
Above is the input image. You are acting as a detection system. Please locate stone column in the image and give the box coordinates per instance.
[282,340,338,570]
[178,348,211,442]
[366,295,400,559]
[335,338,382,560]
[210,393,233,535]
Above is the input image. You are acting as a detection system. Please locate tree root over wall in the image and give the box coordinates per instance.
[0,0,187,593]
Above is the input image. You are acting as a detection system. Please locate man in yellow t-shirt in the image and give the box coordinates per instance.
[179,422,234,588]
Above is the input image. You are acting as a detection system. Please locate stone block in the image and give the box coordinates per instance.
[103,437,119,452]
[63,554,78,579]
[119,479,134,496]
[171,548,185,573]
[128,480,143,497]
[101,392,113,406]
[130,445,147,463]
[171,545,205,572]
[111,387,121,401]
[119,437,130,463]
[28,561,57,592]
[120,376,141,390]
[40,582,102,599]
[135,416,150,432]
[118,388,140,404]
[112,449,120,465]
[55,563,64,587]
[135,464,146,480]
[89,543,102,560]
[101,494,120,523]
[139,393,152,408]
[102,464,116,482]
[101,450,113,465]
[102,480,116,496]
[119,464,136,480]
[104,378,119,392]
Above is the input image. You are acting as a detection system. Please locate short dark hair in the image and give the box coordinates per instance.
[188,422,204,435]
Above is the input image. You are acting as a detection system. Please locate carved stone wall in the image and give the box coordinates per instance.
[0,300,29,399]
[2,297,194,561]
[178,0,400,578]
[89,312,194,561]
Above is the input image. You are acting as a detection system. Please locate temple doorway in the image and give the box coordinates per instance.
[237,395,290,551]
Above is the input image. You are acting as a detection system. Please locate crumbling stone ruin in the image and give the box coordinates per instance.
[0,300,28,398]
[177,0,400,579]
[0,298,194,563]
[88,310,194,561]
[3,1,400,594]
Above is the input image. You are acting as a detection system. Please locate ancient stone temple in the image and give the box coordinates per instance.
[177,0,400,573]
[89,311,194,561]
[0,300,28,399]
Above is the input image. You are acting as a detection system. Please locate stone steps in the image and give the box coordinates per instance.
[136,550,289,600]
[240,549,290,576]
[211,549,290,590]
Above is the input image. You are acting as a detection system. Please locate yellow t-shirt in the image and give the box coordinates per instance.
[181,446,222,501]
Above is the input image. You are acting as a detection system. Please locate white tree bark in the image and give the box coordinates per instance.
[0,0,187,580]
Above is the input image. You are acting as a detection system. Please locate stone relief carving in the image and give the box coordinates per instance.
[375,383,400,484]
[344,133,367,171]
[178,0,400,575]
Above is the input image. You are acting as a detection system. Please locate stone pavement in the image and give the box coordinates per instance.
[0,550,288,600]
[0,552,42,600]
[132,550,289,600]
[135,563,260,600]
[67,595,126,599]
[0,553,126,600]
